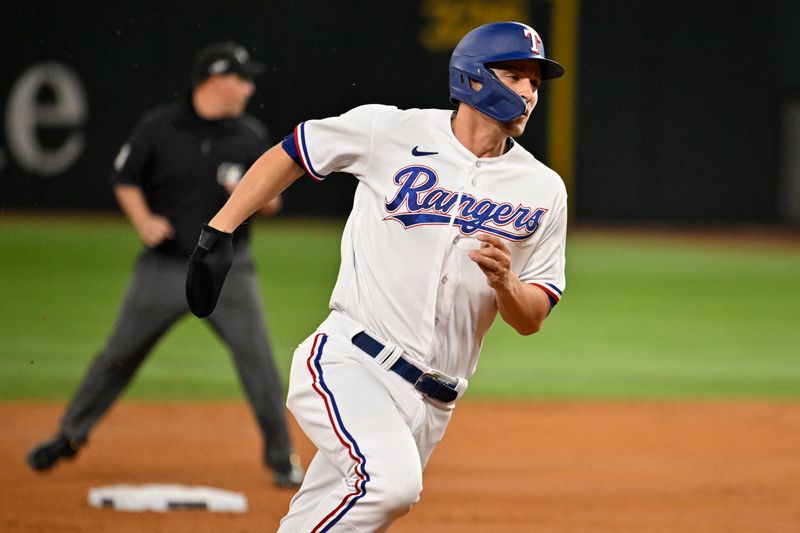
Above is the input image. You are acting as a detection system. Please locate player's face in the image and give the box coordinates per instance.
[215,73,255,116]
[489,60,542,137]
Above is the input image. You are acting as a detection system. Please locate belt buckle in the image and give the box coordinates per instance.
[414,370,441,391]
[414,370,458,403]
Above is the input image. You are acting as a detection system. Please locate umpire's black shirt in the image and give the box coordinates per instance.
[111,100,269,258]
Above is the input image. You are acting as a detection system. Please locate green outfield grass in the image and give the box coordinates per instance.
[1,215,798,401]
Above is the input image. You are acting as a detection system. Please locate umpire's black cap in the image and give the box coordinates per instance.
[191,41,265,86]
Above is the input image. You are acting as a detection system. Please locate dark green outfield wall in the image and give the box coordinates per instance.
[576,0,800,223]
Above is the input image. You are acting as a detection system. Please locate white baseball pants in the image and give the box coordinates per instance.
[277,311,453,532]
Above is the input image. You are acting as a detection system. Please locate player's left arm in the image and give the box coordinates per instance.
[469,233,551,335]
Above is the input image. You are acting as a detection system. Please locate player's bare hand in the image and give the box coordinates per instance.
[468,233,513,290]
[136,214,175,247]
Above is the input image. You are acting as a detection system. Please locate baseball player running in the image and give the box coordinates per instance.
[186,22,567,531]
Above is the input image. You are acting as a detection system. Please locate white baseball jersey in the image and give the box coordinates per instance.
[285,104,566,381]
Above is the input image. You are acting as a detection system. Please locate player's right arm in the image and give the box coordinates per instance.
[210,104,382,231]
[208,144,304,232]
[186,144,303,318]
[188,106,377,317]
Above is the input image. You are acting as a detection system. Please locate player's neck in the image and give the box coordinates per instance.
[451,107,508,158]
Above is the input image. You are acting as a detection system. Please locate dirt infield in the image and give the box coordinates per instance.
[2,402,799,532]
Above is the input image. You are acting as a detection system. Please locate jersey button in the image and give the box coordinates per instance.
[441,276,448,284]
[452,236,460,244]
[475,161,482,168]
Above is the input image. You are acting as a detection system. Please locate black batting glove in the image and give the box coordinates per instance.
[186,223,233,318]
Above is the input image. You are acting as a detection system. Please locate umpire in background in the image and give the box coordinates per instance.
[26,42,304,488]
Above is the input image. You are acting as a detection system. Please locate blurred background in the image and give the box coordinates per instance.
[3,0,800,225]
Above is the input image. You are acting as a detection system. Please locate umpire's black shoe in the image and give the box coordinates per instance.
[273,453,304,488]
[27,433,81,471]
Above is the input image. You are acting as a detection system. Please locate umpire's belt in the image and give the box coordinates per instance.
[352,332,458,404]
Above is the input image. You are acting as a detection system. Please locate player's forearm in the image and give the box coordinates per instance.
[209,145,303,232]
[494,279,551,335]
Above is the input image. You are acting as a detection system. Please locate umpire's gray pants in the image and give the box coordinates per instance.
[59,247,293,469]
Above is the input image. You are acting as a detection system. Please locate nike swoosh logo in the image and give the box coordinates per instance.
[411,146,438,157]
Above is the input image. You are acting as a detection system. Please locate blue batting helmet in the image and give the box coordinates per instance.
[449,21,565,122]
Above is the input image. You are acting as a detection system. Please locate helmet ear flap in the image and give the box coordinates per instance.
[449,65,492,104]
[449,65,526,122]
[448,65,473,106]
